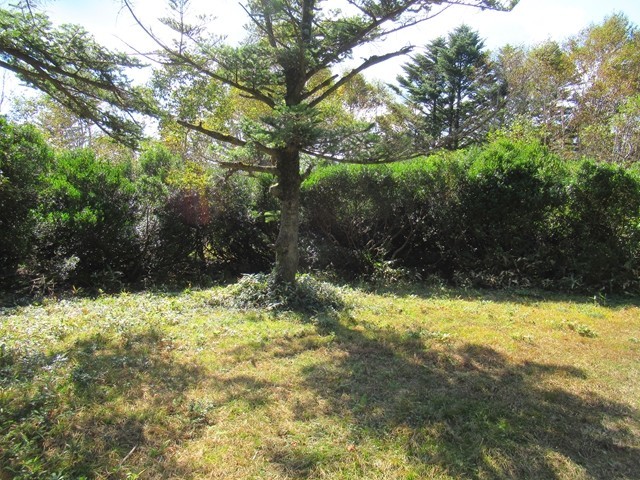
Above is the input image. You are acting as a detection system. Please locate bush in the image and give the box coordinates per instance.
[302,164,399,275]
[3,124,638,294]
[560,162,640,291]
[33,149,140,288]
[453,139,567,284]
[136,152,276,283]
[302,139,640,293]
[0,118,53,285]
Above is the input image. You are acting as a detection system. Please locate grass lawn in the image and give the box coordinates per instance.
[1,282,639,479]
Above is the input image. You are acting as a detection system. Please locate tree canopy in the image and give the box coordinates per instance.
[130,0,518,283]
[1,0,519,284]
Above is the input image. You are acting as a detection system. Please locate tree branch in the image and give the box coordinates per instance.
[0,58,140,145]
[241,1,282,49]
[216,160,277,174]
[176,119,277,156]
[301,147,421,165]
[309,47,413,107]
[123,0,276,108]
[302,73,337,101]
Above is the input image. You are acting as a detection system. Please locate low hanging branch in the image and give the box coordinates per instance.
[0,6,149,147]
[215,160,277,175]
[176,120,278,156]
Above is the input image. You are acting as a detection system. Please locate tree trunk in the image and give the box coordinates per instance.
[273,146,301,285]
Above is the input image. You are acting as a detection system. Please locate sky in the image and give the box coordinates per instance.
[1,0,640,111]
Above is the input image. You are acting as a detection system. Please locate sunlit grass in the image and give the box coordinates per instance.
[1,284,639,479]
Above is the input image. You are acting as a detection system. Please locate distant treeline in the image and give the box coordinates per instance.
[1,118,639,294]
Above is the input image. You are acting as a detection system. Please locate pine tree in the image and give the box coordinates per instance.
[395,25,504,150]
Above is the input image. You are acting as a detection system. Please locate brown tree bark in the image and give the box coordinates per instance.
[273,146,302,285]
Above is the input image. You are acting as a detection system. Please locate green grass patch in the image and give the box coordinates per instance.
[1,284,639,479]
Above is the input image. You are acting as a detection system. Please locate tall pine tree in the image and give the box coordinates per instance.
[395,25,504,150]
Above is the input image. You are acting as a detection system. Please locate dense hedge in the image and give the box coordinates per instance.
[1,116,638,294]
[0,125,275,292]
[0,119,53,284]
[302,139,640,292]
[32,149,140,288]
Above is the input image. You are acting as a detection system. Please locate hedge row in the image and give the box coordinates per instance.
[2,117,639,293]
[301,139,640,292]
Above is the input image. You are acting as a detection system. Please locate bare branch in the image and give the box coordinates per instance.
[216,160,277,175]
[176,119,277,156]
[309,47,413,107]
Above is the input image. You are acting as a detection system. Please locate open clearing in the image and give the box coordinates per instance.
[1,284,639,479]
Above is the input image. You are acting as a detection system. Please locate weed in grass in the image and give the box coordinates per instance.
[217,273,348,316]
[563,321,599,338]
[511,333,536,344]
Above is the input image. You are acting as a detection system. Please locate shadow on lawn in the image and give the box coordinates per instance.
[362,282,640,309]
[273,320,640,479]
[0,329,205,478]
[2,299,638,479]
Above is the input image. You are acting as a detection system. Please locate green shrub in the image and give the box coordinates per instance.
[136,154,275,283]
[33,149,140,288]
[302,164,399,275]
[560,162,640,291]
[301,139,640,293]
[454,139,567,284]
[0,118,53,285]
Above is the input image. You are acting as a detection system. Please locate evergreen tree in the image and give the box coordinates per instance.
[395,37,448,140]
[138,1,517,284]
[395,25,504,150]
[0,2,150,147]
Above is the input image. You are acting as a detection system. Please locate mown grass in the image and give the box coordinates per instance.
[1,283,639,479]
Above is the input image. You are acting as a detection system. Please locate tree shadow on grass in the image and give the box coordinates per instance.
[0,329,207,478]
[362,282,640,309]
[284,321,640,479]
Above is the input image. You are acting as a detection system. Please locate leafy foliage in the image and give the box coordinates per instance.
[141,161,274,282]
[0,117,52,285]
[496,41,576,151]
[495,13,640,164]
[33,149,140,288]
[302,138,640,292]
[560,162,640,291]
